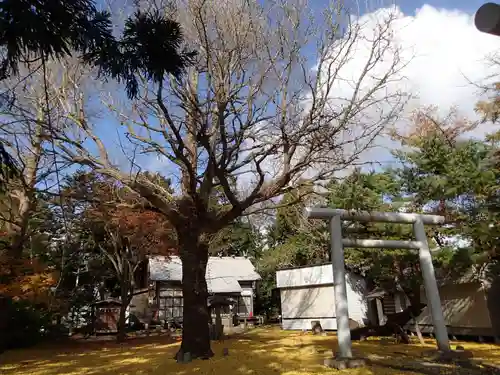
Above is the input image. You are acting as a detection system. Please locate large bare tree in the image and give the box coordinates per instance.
[53,0,407,358]
[0,60,86,259]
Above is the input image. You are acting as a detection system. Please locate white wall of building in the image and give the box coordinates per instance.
[276,264,368,331]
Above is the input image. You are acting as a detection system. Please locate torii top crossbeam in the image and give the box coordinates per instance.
[304,207,445,225]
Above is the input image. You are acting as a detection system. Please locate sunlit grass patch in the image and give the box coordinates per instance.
[1,326,499,374]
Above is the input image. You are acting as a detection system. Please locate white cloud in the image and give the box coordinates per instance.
[142,4,500,191]
[341,5,500,169]
[239,4,500,191]
[236,6,408,192]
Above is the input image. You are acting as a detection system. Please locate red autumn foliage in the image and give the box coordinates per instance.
[0,253,58,303]
[91,206,178,257]
[75,172,178,258]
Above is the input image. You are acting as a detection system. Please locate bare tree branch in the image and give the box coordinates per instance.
[48,0,407,236]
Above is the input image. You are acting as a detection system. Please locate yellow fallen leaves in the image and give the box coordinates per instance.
[1,327,500,375]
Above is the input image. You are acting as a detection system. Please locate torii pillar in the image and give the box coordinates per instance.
[305,208,450,361]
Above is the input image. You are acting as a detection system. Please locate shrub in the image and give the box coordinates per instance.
[0,296,57,352]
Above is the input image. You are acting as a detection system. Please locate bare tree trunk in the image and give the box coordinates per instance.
[8,210,29,257]
[117,266,131,343]
[176,232,213,360]
[117,300,127,342]
[4,115,44,260]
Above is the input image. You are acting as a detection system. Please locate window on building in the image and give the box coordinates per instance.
[158,289,183,319]
[382,295,396,315]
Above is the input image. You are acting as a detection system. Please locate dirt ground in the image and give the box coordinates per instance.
[1,326,500,375]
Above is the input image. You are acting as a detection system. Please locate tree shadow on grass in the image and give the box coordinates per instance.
[226,328,500,375]
[367,357,500,375]
[0,335,181,375]
[3,327,500,375]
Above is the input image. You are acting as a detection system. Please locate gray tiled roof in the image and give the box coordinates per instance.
[148,256,261,286]
[206,276,242,293]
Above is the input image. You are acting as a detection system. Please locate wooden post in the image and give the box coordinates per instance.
[215,305,223,340]
[376,299,384,325]
[395,294,402,313]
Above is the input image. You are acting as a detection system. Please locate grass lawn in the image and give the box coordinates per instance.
[1,327,500,374]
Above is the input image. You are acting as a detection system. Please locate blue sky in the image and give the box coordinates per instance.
[397,0,484,14]
[304,0,486,17]
[82,0,499,184]
[98,0,486,14]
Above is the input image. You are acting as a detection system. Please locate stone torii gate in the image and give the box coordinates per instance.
[305,207,451,361]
